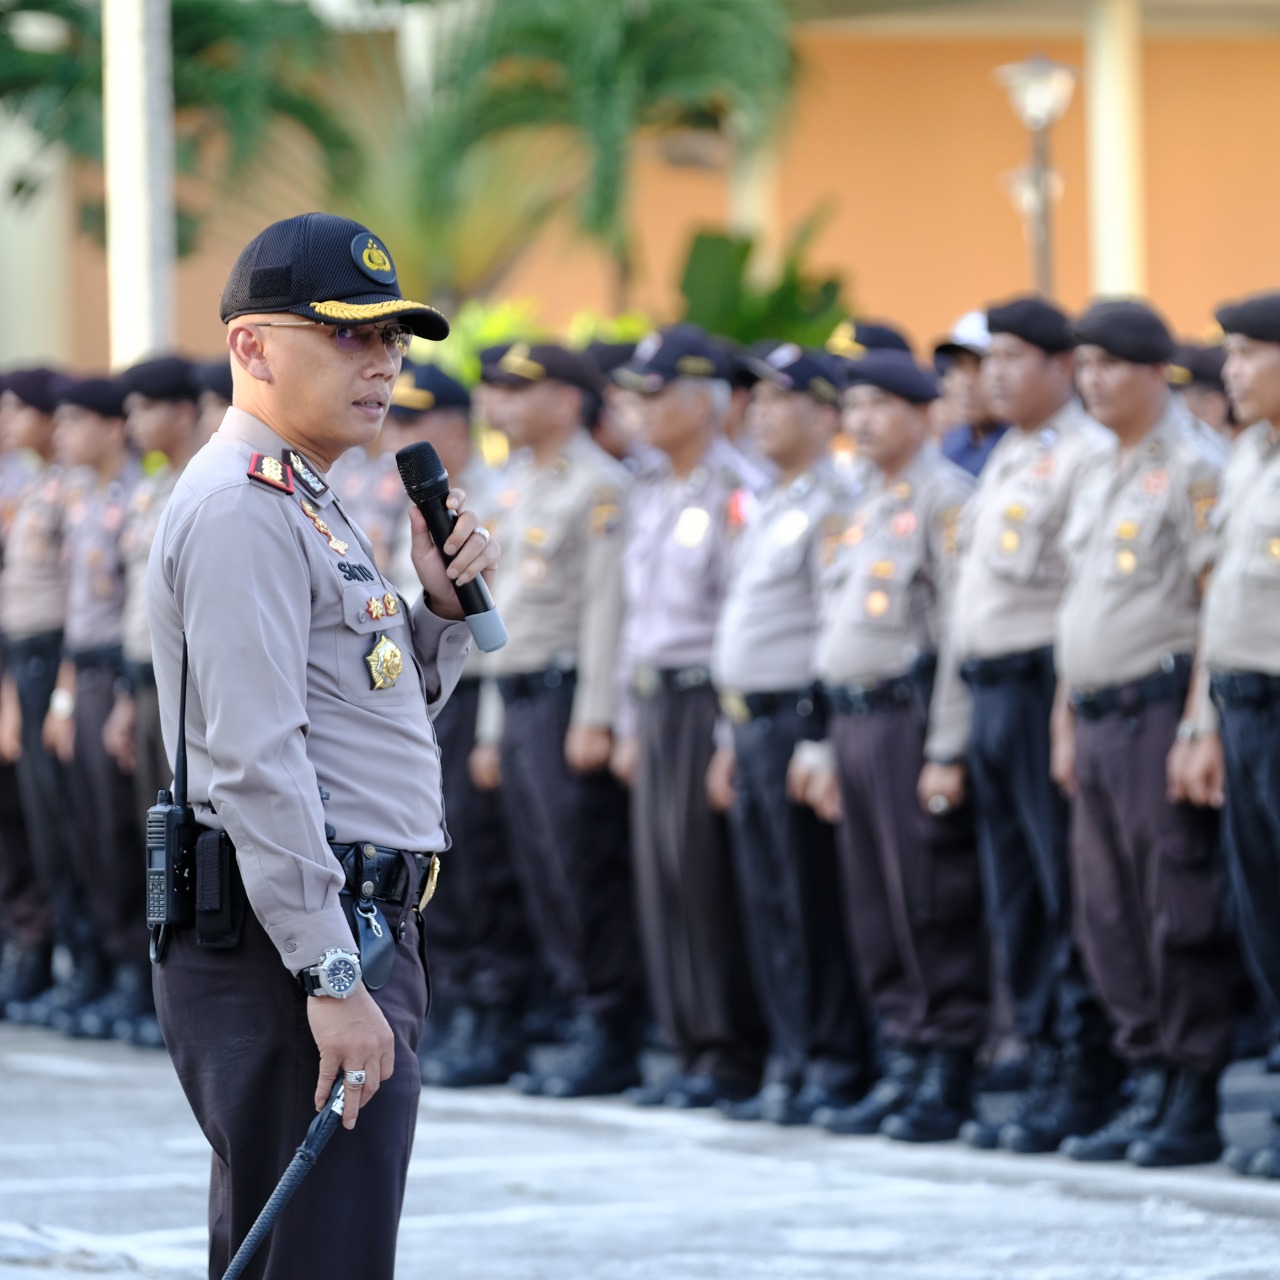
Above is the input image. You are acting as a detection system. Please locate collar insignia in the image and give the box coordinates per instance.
[284,450,328,498]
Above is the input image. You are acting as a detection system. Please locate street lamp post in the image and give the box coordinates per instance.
[996,54,1077,297]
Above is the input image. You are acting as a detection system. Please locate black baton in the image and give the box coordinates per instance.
[221,1077,346,1280]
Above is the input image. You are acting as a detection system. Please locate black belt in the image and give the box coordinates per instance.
[67,644,123,672]
[960,646,1054,687]
[632,664,713,696]
[1210,671,1280,710]
[496,666,576,701]
[2,629,63,660]
[122,660,156,692]
[719,686,819,725]
[824,674,916,717]
[329,842,434,907]
[1071,655,1191,721]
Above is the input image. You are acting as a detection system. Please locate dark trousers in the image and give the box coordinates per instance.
[130,679,168,835]
[831,705,989,1049]
[155,896,427,1280]
[69,659,144,968]
[7,632,87,955]
[964,649,1107,1048]
[1072,699,1239,1074]
[728,704,867,1091]
[0,698,42,949]
[425,678,533,1011]
[632,683,765,1087]
[499,676,642,1020]
[1216,685,1280,1024]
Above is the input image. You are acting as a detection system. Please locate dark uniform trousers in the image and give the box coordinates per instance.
[68,650,144,968]
[5,632,87,956]
[1071,695,1239,1074]
[0,648,41,950]
[498,671,643,1021]
[632,679,766,1088]
[129,670,168,835]
[727,698,867,1091]
[963,647,1107,1048]
[425,676,534,1013]
[1213,673,1280,1025]
[155,889,428,1280]
[830,703,989,1049]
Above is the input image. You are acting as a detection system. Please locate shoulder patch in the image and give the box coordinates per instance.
[248,452,294,494]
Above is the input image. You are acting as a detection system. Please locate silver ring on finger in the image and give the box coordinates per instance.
[474,525,491,544]
[927,794,950,815]
[344,1068,367,1087]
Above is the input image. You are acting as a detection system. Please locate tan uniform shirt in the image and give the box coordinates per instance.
[0,459,66,640]
[62,458,141,653]
[1201,419,1280,676]
[953,399,1111,660]
[712,464,858,693]
[147,408,471,972]
[120,466,180,665]
[815,445,974,762]
[476,431,628,743]
[1058,398,1221,689]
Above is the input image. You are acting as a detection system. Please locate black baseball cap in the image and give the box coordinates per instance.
[841,350,939,405]
[390,360,471,417]
[1215,290,1280,345]
[613,324,735,393]
[220,212,449,341]
[750,343,842,405]
[1072,299,1175,365]
[121,355,201,403]
[825,319,913,359]
[480,342,603,394]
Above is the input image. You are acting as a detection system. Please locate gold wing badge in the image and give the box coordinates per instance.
[365,633,403,690]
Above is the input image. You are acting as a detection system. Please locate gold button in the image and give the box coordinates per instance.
[1115,548,1138,575]
[865,589,890,618]
[1000,528,1020,554]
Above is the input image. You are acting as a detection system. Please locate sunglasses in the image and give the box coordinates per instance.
[255,320,413,357]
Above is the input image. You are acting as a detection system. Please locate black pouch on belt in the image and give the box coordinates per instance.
[195,829,247,950]
[350,847,396,990]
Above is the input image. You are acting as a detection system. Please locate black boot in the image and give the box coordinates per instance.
[0,941,53,1015]
[961,1040,1058,1150]
[999,1042,1118,1154]
[814,1046,925,1136]
[11,947,108,1028]
[538,1014,642,1098]
[71,963,153,1040]
[1061,1063,1169,1162]
[430,1005,528,1088]
[1126,1067,1223,1168]
[881,1047,975,1143]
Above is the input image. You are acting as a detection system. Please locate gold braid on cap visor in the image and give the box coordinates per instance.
[310,298,443,323]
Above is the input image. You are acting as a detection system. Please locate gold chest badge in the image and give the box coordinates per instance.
[365,633,403,690]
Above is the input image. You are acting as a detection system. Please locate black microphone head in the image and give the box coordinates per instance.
[396,441,450,499]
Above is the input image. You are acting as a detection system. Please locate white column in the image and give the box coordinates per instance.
[102,0,175,368]
[1085,0,1145,295]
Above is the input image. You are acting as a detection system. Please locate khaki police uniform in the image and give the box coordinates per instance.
[1059,397,1238,1076]
[711,464,868,1101]
[149,407,471,1278]
[952,399,1111,1052]
[622,433,768,1093]
[816,445,989,1052]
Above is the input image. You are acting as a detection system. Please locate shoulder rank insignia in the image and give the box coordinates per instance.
[284,450,328,499]
[300,499,349,555]
[366,633,403,690]
[248,452,294,494]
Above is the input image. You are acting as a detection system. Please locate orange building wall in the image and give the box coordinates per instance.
[63,29,1280,370]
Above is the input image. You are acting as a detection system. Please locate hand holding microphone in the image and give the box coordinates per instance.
[397,442,507,652]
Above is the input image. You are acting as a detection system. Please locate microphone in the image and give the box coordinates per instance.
[396,442,507,652]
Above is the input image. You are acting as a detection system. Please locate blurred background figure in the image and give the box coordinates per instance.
[1169,342,1239,443]
[933,311,1009,477]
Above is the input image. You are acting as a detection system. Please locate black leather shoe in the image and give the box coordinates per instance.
[425,1006,528,1088]
[814,1047,925,1136]
[881,1047,975,1144]
[9,951,108,1028]
[665,1074,752,1109]
[1062,1064,1169,1162]
[962,1041,1057,1150]
[72,964,153,1040]
[0,942,53,1015]
[538,1018,642,1098]
[1000,1042,1118,1155]
[979,1052,1031,1094]
[624,1076,685,1107]
[1248,1139,1280,1178]
[769,1083,856,1126]
[1127,1067,1223,1168]
[1266,1041,1280,1075]
[1224,1142,1264,1175]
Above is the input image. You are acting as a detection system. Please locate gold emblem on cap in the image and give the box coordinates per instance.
[362,238,392,274]
[825,320,866,359]
[1115,548,1138,575]
[674,506,711,548]
[498,342,546,381]
[865,589,890,618]
[1000,528,1021,554]
[365,633,403,690]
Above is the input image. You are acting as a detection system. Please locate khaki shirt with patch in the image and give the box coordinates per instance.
[1057,397,1221,690]
[0,461,69,640]
[815,444,974,761]
[1201,419,1280,676]
[952,399,1111,660]
[147,408,471,973]
[120,466,180,665]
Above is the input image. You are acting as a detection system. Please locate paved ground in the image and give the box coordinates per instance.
[4,1023,1280,1279]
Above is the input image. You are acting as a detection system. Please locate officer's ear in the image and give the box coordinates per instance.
[227,321,274,386]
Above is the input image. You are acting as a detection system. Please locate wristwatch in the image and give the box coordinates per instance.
[299,948,362,998]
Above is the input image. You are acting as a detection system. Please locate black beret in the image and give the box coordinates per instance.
[715,338,760,390]
[120,355,201,403]
[826,319,913,360]
[1168,342,1226,393]
[613,324,735,393]
[841,350,939,405]
[1215,290,1280,345]
[750,343,842,405]
[55,375,127,419]
[220,212,449,341]
[194,358,234,402]
[986,295,1075,354]
[4,367,62,415]
[480,342,603,395]
[584,340,636,377]
[390,360,471,417]
[1072,299,1175,365]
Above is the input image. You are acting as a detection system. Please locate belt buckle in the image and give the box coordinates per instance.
[719,690,750,725]
[633,666,661,697]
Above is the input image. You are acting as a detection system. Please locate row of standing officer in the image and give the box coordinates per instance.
[0,358,231,1045]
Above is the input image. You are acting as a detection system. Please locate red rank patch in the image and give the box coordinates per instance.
[247,453,295,494]
[1142,468,1169,495]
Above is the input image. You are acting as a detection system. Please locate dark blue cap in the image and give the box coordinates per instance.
[613,323,735,393]
[825,319,913,359]
[1168,342,1226,392]
[481,342,603,394]
[390,360,471,417]
[4,367,62,414]
[120,355,201,403]
[987,295,1075,354]
[194,358,234,402]
[585,340,637,377]
[55,375,127,419]
[841,350,939,405]
[1215,290,1280,345]
[750,343,842,405]
[220,212,449,341]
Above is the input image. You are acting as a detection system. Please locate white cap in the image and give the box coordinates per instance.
[936,310,991,358]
